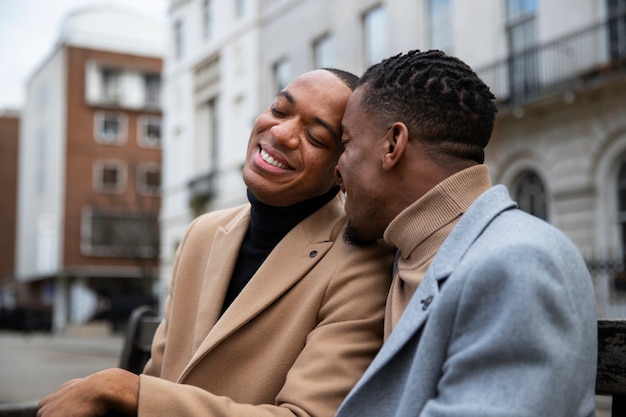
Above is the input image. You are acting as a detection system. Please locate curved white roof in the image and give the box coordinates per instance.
[58,4,165,57]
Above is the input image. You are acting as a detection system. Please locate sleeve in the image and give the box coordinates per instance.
[142,217,202,377]
[420,239,597,417]
[137,240,394,417]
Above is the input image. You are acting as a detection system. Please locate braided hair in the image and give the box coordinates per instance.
[358,50,497,164]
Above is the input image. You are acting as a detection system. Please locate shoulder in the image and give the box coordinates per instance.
[185,204,250,236]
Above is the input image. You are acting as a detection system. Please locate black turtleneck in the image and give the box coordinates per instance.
[221,186,340,314]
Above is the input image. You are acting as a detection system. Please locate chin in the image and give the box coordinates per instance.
[343,223,376,247]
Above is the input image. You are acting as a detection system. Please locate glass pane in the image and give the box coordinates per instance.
[145,170,161,188]
[514,171,547,220]
[507,0,538,20]
[429,0,452,52]
[273,60,291,93]
[102,166,119,186]
[364,5,388,67]
[314,35,333,68]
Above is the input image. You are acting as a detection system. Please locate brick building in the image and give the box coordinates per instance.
[0,110,19,295]
[13,5,165,332]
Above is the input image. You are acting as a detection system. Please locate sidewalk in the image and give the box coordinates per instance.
[0,323,123,404]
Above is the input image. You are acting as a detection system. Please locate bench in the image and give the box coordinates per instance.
[0,317,623,416]
[597,320,626,415]
[118,305,160,374]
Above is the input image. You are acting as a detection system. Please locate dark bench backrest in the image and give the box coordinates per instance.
[597,319,626,416]
[118,305,160,374]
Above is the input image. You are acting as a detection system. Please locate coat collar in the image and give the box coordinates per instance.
[179,196,345,380]
[345,185,516,390]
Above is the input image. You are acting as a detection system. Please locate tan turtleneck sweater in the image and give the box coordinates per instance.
[382,164,492,338]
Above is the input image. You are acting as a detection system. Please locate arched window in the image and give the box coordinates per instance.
[513,170,547,220]
[612,161,626,292]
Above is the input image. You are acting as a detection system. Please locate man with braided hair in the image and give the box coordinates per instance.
[334,50,597,417]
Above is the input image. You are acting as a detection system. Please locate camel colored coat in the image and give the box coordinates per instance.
[139,196,393,417]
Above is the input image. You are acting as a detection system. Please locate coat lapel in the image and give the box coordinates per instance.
[181,197,344,378]
[345,185,517,393]
[190,208,250,351]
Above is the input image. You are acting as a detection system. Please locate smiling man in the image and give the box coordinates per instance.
[37,69,394,417]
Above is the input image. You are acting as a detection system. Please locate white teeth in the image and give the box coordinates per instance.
[260,149,290,169]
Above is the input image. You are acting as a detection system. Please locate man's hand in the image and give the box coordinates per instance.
[37,368,139,417]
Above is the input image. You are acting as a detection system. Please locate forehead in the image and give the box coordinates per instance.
[342,86,368,132]
[283,70,351,110]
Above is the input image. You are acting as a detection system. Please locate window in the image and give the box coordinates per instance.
[144,74,161,107]
[235,0,246,19]
[203,0,213,39]
[94,160,127,194]
[506,0,538,101]
[608,0,626,60]
[95,112,127,144]
[138,115,162,148]
[101,68,121,103]
[175,20,184,59]
[429,0,452,53]
[513,170,547,220]
[81,208,159,257]
[137,163,161,195]
[273,59,291,93]
[313,34,333,68]
[363,5,388,67]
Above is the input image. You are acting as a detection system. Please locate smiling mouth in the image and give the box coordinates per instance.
[260,149,293,170]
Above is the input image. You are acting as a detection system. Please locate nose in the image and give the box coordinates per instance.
[270,120,300,149]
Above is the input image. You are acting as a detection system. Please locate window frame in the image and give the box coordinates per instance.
[137,115,162,149]
[363,4,388,67]
[94,111,128,145]
[101,67,122,103]
[272,58,291,94]
[136,162,162,196]
[80,207,159,258]
[93,159,127,194]
[512,170,548,221]
[313,33,334,69]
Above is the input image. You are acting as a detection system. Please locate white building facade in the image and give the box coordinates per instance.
[162,0,626,317]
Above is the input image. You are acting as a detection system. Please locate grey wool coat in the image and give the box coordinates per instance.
[336,185,597,417]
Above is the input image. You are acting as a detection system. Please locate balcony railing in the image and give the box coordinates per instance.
[188,171,217,215]
[476,11,626,107]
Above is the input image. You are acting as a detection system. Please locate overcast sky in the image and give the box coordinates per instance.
[0,0,168,110]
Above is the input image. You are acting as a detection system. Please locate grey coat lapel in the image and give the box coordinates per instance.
[348,185,517,388]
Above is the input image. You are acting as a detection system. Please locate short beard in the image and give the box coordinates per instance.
[343,223,376,247]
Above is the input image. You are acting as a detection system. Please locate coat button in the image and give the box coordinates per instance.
[421,296,433,311]
[309,250,318,258]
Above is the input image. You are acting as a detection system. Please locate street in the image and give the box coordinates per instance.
[0,325,122,404]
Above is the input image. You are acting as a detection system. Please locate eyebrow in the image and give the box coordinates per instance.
[278,91,341,142]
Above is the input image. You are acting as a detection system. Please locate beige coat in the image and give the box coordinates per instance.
[139,196,393,417]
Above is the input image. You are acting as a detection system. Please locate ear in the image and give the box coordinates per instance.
[382,122,409,171]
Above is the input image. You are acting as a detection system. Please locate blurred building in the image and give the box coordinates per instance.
[13,5,165,332]
[0,110,20,299]
[161,0,626,317]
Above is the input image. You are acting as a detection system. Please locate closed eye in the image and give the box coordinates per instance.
[271,106,288,118]
[306,129,328,149]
